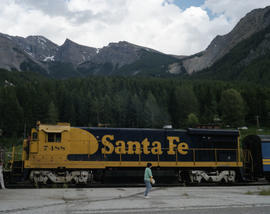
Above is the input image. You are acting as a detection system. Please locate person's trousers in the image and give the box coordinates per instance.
[144,179,152,196]
[0,173,5,189]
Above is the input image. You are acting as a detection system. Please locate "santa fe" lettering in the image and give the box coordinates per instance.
[101,135,189,155]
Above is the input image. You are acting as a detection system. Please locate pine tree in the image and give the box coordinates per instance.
[172,85,199,128]
[219,88,246,127]
[46,101,59,124]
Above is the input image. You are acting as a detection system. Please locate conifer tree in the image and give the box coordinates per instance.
[220,88,245,127]
[46,101,59,124]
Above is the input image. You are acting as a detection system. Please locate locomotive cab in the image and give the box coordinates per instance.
[24,122,98,185]
[24,122,70,167]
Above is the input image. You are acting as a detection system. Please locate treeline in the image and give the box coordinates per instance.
[0,71,270,138]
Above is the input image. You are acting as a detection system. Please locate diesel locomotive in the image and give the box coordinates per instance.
[6,122,270,185]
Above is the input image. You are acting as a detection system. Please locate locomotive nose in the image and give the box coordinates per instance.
[72,128,99,155]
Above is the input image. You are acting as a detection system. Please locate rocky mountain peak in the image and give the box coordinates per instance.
[10,34,59,62]
[62,38,78,46]
[108,41,135,47]
[0,35,25,71]
[55,38,97,65]
[90,40,155,67]
[26,35,51,43]
[182,5,270,74]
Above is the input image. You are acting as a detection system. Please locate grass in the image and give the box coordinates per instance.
[245,191,254,195]
[245,188,270,196]
[259,188,270,196]
[239,126,270,146]
[62,183,69,188]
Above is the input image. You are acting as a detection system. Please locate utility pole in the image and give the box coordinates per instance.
[256,115,260,129]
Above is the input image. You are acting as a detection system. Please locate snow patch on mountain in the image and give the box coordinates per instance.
[24,50,33,57]
[43,56,55,62]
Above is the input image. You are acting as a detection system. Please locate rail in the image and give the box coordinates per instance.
[103,147,240,166]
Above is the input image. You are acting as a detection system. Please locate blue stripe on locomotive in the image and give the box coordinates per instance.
[67,127,239,163]
[262,139,270,172]
[263,165,270,171]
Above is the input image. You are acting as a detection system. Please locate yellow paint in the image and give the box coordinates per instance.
[178,142,189,155]
[141,138,151,154]
[101,135,114,154]
[24,160,243,169]
[115,141,126,154]
[263,159,270,165]
[127,141,141,154]
[151,141,163,155]
[30,141,39,153]
[167,136,179,154]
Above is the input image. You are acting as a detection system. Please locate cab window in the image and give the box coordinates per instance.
[32,132,38,141]
[47,133,61,142]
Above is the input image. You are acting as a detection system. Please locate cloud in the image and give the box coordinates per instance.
[203,0,270,24]
[0,0,269,55]
[15,0,70,17]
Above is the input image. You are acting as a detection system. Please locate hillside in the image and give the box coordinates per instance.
[182,6,270,74]
[192,24,270,84]
[1,68,270,140]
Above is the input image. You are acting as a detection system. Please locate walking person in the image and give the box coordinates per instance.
[0,148,5,189]
[144,163,154,198]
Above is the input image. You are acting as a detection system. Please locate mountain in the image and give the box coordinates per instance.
[55,39,97,65]
[191,22,270,84]
[11,35,59,62]
[182,6,270,74]
[0,33,48,73]
[0,33,179,78]
[77,41,181,76]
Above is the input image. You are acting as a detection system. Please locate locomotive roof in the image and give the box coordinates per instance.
[187,128,239,136]
[77,126,239,136]
[78,126,186,132]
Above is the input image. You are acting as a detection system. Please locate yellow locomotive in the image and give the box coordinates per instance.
[17,122,246,185]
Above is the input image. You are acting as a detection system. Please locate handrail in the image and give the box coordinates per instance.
[102,147,240,164]
[11,146,15,165]
[186,148,238,151]
[215,149,217,164]
[193,149,196,165]
[248,150,254,174]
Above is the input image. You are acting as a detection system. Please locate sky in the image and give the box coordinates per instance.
[0,0,269,55]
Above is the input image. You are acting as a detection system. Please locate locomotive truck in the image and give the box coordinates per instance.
[5,122,270,185]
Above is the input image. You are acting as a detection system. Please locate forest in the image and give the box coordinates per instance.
[1,69,270,148]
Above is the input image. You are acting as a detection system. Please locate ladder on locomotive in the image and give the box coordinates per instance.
[242,149,254,181]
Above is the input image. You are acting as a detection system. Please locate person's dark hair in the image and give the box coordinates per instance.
[147,163,152,167]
